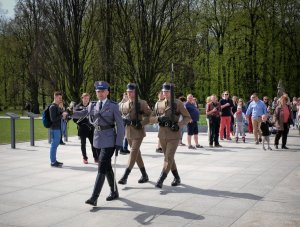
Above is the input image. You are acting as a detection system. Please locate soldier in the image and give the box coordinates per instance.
[118,83,152,185]
[71,81,124,206]
[73,93,98,164]
[150,82,191,188]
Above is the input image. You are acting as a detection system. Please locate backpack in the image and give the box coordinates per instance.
[42,104,52,128]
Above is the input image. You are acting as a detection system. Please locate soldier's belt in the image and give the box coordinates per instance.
[95,125,114,131]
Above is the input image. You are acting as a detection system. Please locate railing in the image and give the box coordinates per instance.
[27,112,39,146]
[5,112,20,149]
[3,112,68,148]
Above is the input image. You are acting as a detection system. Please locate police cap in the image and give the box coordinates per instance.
[94,81,109,91]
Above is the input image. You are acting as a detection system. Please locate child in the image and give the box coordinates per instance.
[260,114,273,150]
[234,106,246,143]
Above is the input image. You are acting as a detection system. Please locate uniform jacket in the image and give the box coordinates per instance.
[150,99,191,140]
[73,102,94,136]
[72,99,125,149]
[120,99,151,139]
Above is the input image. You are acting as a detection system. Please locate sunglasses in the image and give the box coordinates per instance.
[224,94,229,95]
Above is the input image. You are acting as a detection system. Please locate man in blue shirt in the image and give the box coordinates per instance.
[185,94,203,149]
[246,93,267,144]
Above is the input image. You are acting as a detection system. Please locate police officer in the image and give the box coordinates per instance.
[118,83,152,185]
[150,82,191,188]
[71,81,124,206]
[73,93,98,164]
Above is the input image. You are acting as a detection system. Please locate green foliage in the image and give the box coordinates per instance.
[0,0,299,110]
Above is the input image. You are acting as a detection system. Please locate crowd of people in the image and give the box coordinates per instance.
[46,82,300,206]
[205,92,299,150]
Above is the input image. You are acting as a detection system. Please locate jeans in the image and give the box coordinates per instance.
[50,129,61,163]
[61,119,67,138]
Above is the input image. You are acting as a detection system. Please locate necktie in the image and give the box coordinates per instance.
[99,101,103,110]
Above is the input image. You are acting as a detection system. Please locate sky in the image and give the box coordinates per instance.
[0,0,16,18]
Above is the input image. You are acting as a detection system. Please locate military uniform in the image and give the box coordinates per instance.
[72,81,125,206]
[150,82,191,188]
[118,83,152,184]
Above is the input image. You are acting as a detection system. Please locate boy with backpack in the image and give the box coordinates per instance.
[44,91,68,167]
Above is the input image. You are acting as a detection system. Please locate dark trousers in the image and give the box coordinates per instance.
[209,116,220,145]
[81,132,98,161]
[97,147,115,174]
[274,123,289,147]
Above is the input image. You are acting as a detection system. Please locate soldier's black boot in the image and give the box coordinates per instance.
[138,167,149,183]
[118,168,131,185]
[155,172,167,188]
[106,170,119,201]
[85,173,105,206]
[171,169,181,186]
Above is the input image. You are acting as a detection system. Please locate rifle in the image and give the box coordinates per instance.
[170,63,179,131]
[134,76,141,129]
[170,63,175,123]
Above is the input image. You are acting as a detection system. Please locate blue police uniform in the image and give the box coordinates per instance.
[72,81,125,206]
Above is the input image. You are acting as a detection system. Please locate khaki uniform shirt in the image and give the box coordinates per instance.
[120,99,151,139]
[151,99,191,140]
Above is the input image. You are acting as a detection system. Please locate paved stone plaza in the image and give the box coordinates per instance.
[0,130,299,227]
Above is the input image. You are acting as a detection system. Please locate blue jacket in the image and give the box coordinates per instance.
[72,99,125,149]
[246,100,267,120]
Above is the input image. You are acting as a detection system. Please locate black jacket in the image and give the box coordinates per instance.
[74,102,94,136]
[260,121,273,136]
[49,103,63,129]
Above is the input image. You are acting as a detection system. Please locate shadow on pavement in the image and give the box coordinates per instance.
[89,197,204,225]
[159,183,263,201]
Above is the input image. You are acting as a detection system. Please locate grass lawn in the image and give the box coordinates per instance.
[0,118,78,145]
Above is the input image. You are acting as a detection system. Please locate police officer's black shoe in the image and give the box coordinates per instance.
[106,170,119,201]
[85,197,97,206]
[171,178,181,186]
[106,191,119,201]
[86,173,105,206]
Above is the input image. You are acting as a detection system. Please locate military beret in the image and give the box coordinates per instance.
[94,81,109,91]
[162,82,173,91]
[126,83,136,91]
